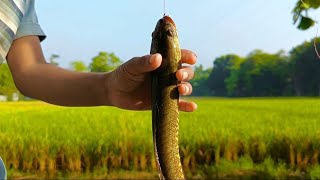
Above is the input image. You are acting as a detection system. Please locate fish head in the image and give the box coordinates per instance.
[151,16,181,68]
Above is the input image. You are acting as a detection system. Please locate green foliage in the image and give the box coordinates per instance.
[289,38,320,96]
[1,98,320,178]
[309,165,320,179]
[207,51,291,97]
[298,16,315,30]
[89,52,121,72]
[293,0,320,30]
[207,54,243,96]
[236,50,290,96]
[49,54,60,66]
[190,65,212,96]
[203,38,320,97]
[70,60,88,72]
[0,63,21,100]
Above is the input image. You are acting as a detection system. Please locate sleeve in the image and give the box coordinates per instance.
[14,0,46,41]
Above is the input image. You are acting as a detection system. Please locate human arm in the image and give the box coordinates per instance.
[7,35,197,111]
[7,36,108,106]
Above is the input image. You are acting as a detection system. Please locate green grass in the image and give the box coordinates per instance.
[1,98,320,179]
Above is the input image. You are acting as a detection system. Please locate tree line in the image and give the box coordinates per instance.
[1,38,320,100]
[188,1,320,97]
[191,38,320,97]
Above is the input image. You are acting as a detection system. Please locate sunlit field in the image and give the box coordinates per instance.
[1,98,320,179]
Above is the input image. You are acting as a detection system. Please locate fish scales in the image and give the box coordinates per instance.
[150,16,185,180]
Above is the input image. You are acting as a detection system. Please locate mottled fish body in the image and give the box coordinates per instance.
[151,16,184,180]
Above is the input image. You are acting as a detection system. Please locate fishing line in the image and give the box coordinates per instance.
[314,29,320,59]
[164,0,166,16]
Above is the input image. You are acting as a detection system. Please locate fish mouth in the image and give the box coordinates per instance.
[163,16,176,28]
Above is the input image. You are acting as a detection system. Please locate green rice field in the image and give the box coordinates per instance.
[1,98,320,179]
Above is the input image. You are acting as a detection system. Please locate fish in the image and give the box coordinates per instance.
[150,15,185,180]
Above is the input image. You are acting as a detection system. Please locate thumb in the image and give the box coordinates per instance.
[124,53,162,75]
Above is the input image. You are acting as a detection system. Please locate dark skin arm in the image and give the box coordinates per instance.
[6,36,197,111]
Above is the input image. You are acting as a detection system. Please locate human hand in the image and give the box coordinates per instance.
[106,49,197,112]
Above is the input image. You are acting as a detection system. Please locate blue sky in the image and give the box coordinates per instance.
[36,0,320,68]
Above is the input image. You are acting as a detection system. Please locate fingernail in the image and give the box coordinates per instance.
[182,71,188,80]
[194,103,198,110]
[149,55,155,64]
[184,86,189,94]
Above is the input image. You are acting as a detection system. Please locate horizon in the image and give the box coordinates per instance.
[36,0,320,69]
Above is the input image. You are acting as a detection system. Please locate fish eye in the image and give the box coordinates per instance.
[166,29,174,37]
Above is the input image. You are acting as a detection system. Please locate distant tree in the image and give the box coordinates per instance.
[224,56,245,96]
[70,60,88,72]
[292,1,320,95]
[190,65,212,96]
[289,38,320,96]
[293,0,320,30]
[89,52,121,72]
[229,50,291,97]
[49,54,60,66]
[207,54,243,96]
[244,50,290,96]
[0,63,22,100]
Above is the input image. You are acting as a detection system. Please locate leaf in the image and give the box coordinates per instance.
[308,0,320,9]
[297,16,315,30]
[301,1,311,9]
[293,13,300,24]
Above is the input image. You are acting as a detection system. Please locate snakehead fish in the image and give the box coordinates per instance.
[150,16,185,180]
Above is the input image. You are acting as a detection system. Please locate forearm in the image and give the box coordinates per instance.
[17,64,110,106]
[6,36,112,106]
[12,63,110,106]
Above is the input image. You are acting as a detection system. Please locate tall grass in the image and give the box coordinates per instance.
[1,98,320,178]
